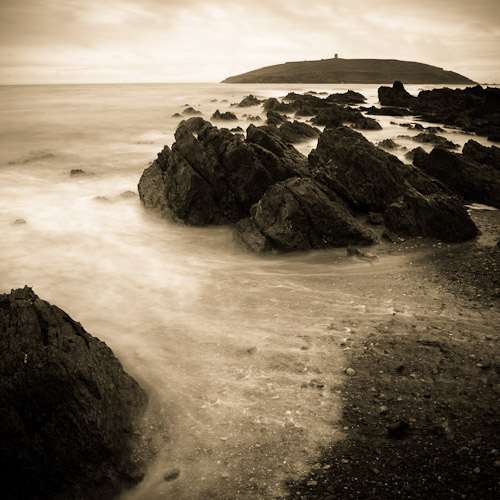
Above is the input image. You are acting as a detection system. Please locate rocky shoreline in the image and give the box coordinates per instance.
[283,209,500,500]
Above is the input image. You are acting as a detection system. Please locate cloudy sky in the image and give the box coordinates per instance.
[1,0,499,84]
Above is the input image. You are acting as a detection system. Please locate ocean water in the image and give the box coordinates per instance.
[0,82,495,499]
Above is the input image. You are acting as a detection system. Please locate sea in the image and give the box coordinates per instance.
[0,82,496,499]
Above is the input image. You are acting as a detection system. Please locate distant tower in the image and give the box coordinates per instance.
[334,53,338,59]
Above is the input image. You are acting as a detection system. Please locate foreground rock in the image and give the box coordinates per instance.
[138,118,307,225]
[413,147,500,208]
[234,177,376,253]
[0,286,147,500]
[309,127,478,242]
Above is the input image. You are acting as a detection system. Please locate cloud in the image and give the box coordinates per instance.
[0,0,499,83]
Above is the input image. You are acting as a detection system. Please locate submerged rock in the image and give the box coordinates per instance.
[0,286,148,500]
[211,109,238,121]
[182,107,202,116]
[235,94,262,107]
[413,132,459,150]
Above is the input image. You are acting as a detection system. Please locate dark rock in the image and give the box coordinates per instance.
[405,147,427,162]
[231,126,244,133]
[387,420,411,439]
[263,97,294,113]
[171,113,182,118]
[164,469,181,482]
[235,94,262,107]
[138,119,306,225]
[462,139,500,170]
[234,177,376,253]
[266,110,288,126]
[182,107,202,116]
[368,212,384,225]
[0,287,147,500]
[278,121,320,143]
[326,90,367,104]
[377,139,399,150]
[211,109,237,121]
[246,115,262,122]
[413,132,459,149]
[308,127,478,241]
[353,116,382,130]
[384,188,478,242]
[364,105,412,116]
[410,85,500,140]
[70,168,88,177]
[413,147,500,208]
[378,81,415,107]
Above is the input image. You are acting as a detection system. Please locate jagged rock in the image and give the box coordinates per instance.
[353,116,382,130]
[234,177,376,253]
[262,97,293,113]
[378,139,400,150]
[411,85,500,141]
[326,90,366,104]
[138,119,307,225]
[413,147,500,208]
[266,110,288,125]
[277,120,320,143]
[384,188,477,242]
[211,109,237,121]
[0,287,147,500]
[405,147,427,162]
[308,127,477,241]
[235,94,262,107]
[378,81,415,107]
[462,139,500,170]
[246,115,262,122]
[182,107,202,116]
[70,168,88,177]
[311,105,365,128]
[413,132,459,149]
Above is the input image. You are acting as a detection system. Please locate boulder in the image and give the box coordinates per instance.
[277,120,320,143]
[138,119,307,225]
[182,107,202,116]
[413,147,500,208]
[413,132,459,149]
[462,139,500,170]
[0,287,147,500]
[352,116,382,130]
[384,188,478,242]
[234,177,376,253]
[378,81,415,107]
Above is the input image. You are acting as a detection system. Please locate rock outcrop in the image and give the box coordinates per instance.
[138,118,307,225]
[0,286,147,500]
[378,81,415,107]
[277,120,320,143]
[462,139,500,170]
[234,177,376,253]
[413,147,500,209]
[235,94,262,107]
[308,127,477,241]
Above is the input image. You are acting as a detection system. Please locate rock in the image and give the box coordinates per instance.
[411,85,500,140]
[345,368,357,376]
[308,126,478,241]
[234,177,376,253]
[93,195,111,203]
[171,112,182,118]
[262,97,293,113]
[379,405,389,415]
[368,212,384,225]
[12,218,27,225]
[235,94,262,107]
[246,115,262,122]
[413,147,500,208]
[378,81,415,107]
[352,116,382,130]
[364,105,412,116]
[119,190,138,199]
[377,139,399,150]
[387,420,410,439]
[462,139,500,170]
[70,168,87,177]
[326,90,366,104]
[182,107,202,116]
[266,110,288,125]
[0,287,147,500]
[164,469,181,482]
[211,109,237,121]
[347,246,377,261]
[384,188,478,242]
[311,105,365,128]
[138,118,307,225]
[405,147,426,162]
[278,120,320,143]
[413,132,459,149]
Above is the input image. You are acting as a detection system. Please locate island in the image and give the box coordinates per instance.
[222,57,475,84]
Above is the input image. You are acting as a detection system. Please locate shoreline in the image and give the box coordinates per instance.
[284,209,500,499]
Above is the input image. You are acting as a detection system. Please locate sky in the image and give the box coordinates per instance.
[0,0,499,84]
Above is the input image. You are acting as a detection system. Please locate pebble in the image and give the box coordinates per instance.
[221,472,229,479]
[493,460,500,468]
[164,469,180,482]
[345,368,356,377]
[307,480,318,486]
[379,406,389,415]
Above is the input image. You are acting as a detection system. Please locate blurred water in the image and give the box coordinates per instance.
[0,82,494,499]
